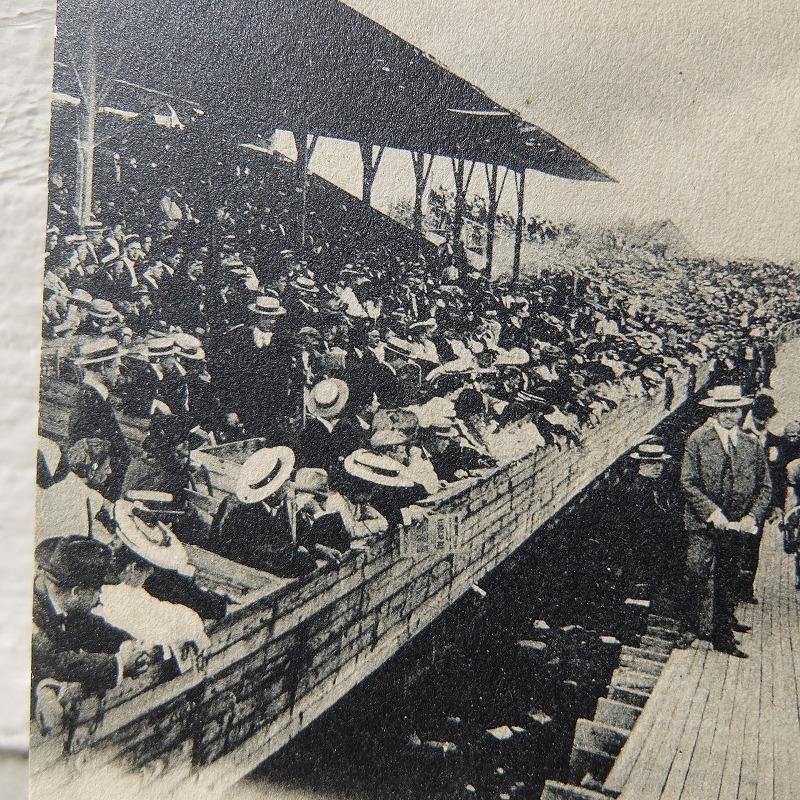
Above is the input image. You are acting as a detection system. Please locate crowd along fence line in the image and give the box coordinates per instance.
[31,358,715,799]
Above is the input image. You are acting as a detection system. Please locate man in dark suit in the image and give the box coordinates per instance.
[68,339,131,502]
[295,379,361,480]
[209,447,316,578]
[32,536,151,696]
[680,386,772,656]
[213,296,293,440]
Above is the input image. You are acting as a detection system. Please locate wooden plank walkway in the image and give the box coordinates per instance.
[607,523,800,800]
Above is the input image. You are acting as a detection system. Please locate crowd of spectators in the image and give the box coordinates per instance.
[427,184,566,242]
[33,122,800,712]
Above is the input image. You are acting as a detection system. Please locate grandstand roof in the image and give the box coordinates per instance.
[56,0,614,182]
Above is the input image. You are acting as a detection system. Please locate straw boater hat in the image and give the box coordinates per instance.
[344,449,415,488]
[306,378,349,419]
[88,299,118,320]
[69,288,93,307]
[629,442,671,461]
[427,417,460,438]
[74,337,128,365]
[142,336,176,360]
[173,332,205,361]
[408,319,438,334]
[248,296,287,316]
[291,275,319,294]
[370,428,410,449]
[114,499,192,575]
[699,385,753,408]
[235,446,295,504]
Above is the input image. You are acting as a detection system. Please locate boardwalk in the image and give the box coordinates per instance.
[604,523,800,800]
[605,342,800,800]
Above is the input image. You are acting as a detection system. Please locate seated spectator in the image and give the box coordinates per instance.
[343,449,428,529]
[296,378,361,477]
[420,416,494,484]
[109,496,227,622]
[32,536,152,697]
[36,437,114,543]
[209,447,317,578]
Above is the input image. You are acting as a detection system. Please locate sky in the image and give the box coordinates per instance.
[282,0,800,262]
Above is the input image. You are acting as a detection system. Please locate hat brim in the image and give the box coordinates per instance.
[248,304,286,316]
[178,348,206,360]
[629,452,671,461]
[74,349,128,366]
[114,500,191,573]
[344,456,415,488]
[699,398,752,408]
[235,447,295,504]
[307,380,349,419]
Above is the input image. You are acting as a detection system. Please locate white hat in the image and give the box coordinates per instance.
[114,499,192,574]
[494,347,531,367]
[249,296,286,316]
[74,337,128,365]
[173,332,206,360]
[699,385,753,408]
[344,449,415,488]
[306,379,349,420]
[629,442,671,461]
[235,446,295,504]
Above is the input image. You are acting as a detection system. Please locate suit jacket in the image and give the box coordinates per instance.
[31,578,129,694]
[68,383,131,501]
[209,497,315,578]
[294,416,362,474]
[680,424,772,531]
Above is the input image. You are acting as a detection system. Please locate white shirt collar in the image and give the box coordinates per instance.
[712,422,739,449]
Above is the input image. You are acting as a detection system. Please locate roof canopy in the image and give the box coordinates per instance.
[56,0,614,182]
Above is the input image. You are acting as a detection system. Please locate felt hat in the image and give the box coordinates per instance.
[629,442,671,461]
[306,379,349,419]
[114,500,192,574]
[35,535,113,589]
[74,337,127,365]
[248,296,287,316]
[235,446,295,504]
[699,385,753,408]
[344,449,415,488]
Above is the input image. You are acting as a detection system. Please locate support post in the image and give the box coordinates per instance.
[75,15,98,226]
[513,169,526,283]
[410,151,434,238]
[359,143,385,207]
[292,132,319,250]
[484,163,510,278]
[450,157,476,252]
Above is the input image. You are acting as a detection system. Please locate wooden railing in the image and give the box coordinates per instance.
[31,359,714,799]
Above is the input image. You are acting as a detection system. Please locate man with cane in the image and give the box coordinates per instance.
[679,385,772,657]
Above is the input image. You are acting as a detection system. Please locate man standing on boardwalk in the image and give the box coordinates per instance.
[679,385,772,657]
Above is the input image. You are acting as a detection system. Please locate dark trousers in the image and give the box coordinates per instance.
[685,528,739,642]
[738,528,761,600]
